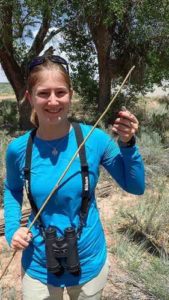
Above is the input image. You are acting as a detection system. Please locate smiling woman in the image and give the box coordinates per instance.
[26,71,72,139]
[24,57,72,139]
[3,54,145,300]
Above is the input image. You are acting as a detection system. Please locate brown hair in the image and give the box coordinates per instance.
[25,59,72,127]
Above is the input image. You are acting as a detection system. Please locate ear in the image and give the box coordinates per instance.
[25,90,33,106]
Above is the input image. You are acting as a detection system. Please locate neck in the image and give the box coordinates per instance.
[37,120,71,140]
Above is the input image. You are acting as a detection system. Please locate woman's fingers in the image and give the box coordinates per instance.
[113,124,135,135]
[11,227,32,250]
[11,239,29,250]
[118,110,139,126]
[112,109,139,143]
[113,118,138,132]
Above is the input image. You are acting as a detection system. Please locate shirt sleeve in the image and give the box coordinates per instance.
[101,136,145,195]
[3,141,24,246]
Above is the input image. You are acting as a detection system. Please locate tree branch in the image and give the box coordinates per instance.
[0,2,13,53]
[27,11,51,59]
[43,25,66,48]
[13,11,35,39]
[0,47,25,99]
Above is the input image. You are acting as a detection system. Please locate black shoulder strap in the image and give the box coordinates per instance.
[72,122,90,215]
[24,129,40,219]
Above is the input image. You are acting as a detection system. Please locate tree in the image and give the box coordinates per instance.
[60,17,99,113]
[59,0,169,113]
[0,0,64,129]
[0,0,169,128]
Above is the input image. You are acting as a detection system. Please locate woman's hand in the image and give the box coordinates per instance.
[112,109,139,143]
[11,227,32,250]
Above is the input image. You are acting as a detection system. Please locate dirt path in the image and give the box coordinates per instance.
[0,95,15,100]
[0,183,156,300]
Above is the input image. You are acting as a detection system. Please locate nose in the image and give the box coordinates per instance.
[48,92,59,104]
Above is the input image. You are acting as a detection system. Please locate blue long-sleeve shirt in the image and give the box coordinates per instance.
[4,124,145,286]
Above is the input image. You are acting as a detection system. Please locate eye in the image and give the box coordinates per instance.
[38,91,49,97]
[57,90,67,97]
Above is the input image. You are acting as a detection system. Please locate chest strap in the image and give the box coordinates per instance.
[24,122,90,228]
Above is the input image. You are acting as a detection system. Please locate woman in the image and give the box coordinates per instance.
[4,55,145,300]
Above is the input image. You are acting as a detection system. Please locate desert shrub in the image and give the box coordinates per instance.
[119,177,169,252]
[158,95,169,107]
[118,129,169,252]
[136,97,169,145]
[147,104,169,139]
[0,100,19,132]
[138,130,169,178]
[0,82,14,95]
[111,232,169,299]
[110,175,169,299]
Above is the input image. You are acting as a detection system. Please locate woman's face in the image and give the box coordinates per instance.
[27,69,72,127]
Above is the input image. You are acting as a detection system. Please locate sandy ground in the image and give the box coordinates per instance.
[0,95,16,100]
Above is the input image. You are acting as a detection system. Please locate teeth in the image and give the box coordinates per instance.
[46,109,61,113]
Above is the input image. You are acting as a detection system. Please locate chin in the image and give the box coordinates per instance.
[47,116,66,125]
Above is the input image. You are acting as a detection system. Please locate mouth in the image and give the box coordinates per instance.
[45,108,62,114]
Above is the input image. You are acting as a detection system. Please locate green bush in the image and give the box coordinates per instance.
[0,100,19,132]
[119,177,169,251]
[112,233,169,299]
[138,130,169,178]
[0,83,14,95]
[137,97,169,145]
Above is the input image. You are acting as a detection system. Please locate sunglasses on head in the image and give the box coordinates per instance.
[28,55,69,74]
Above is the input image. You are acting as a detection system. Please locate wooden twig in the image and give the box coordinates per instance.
[0,65,135,281]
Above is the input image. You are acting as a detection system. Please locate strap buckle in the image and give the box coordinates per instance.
[81,164,88,172]
[24,167,30,178]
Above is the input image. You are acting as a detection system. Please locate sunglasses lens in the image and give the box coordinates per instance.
[51,56,69,74]
[28,55,69,74]
[29,57,44,72]
[54,56,67,64]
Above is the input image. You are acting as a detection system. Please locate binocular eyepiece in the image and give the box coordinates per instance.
[45,226,81,276]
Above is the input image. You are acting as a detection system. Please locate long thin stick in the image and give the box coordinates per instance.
[0,251,17,281]
[0,65,135,281]
[28,65,135,229]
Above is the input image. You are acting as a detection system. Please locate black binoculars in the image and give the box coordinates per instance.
[45,226,81,276]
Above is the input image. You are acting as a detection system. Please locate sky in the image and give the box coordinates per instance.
[0,65,8,82]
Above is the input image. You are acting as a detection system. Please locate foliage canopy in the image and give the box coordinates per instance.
[0,0,169,127]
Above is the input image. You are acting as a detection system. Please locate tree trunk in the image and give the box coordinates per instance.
[18,100,33,130]
[0,2,52,129]
[0,53,32,129]
[87,18,114,113]
[0,1,32,130]
[97,52,111,112]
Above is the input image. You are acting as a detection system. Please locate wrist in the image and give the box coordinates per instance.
[118,135,136,148]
